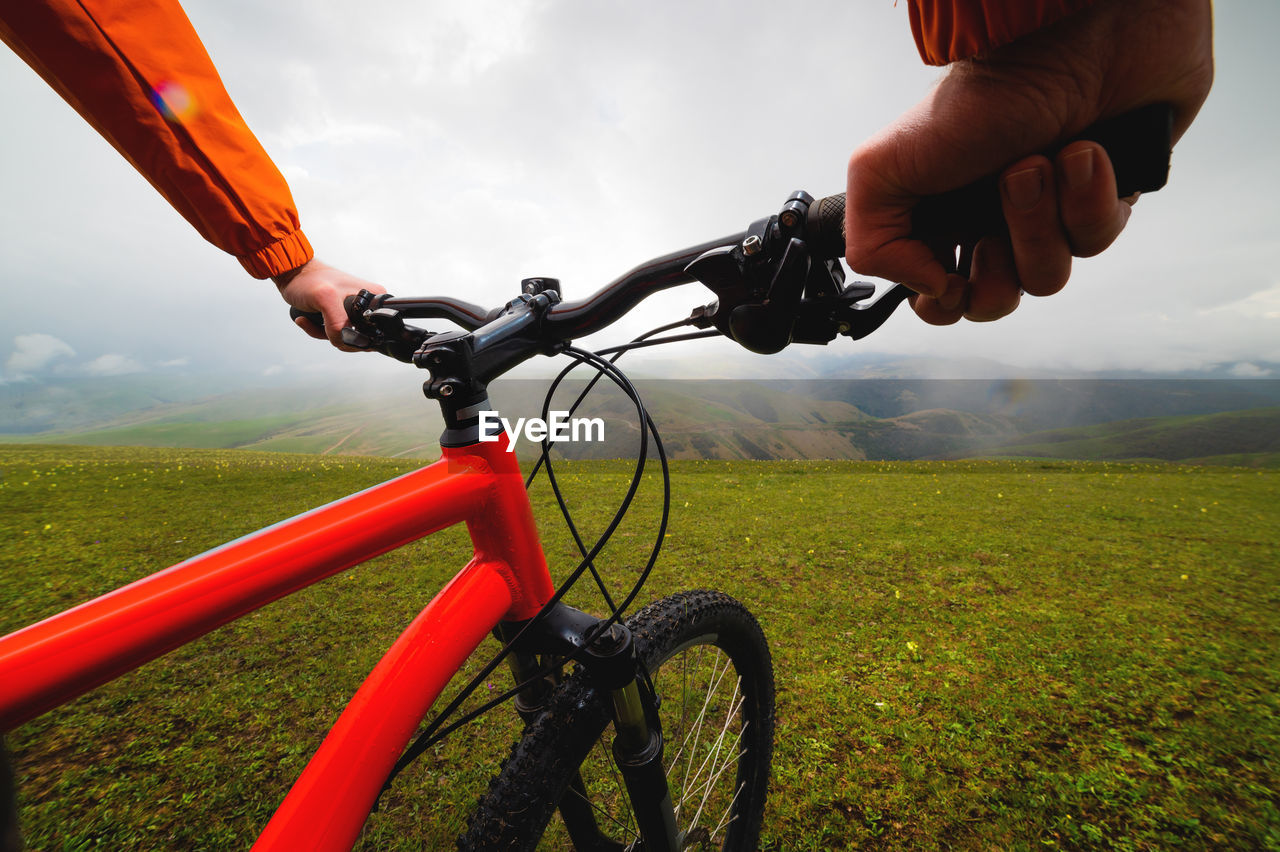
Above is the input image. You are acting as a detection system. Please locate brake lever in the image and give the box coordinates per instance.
[685,191,915,352]
[838,283,912,341]
[288,291,434,362]
[289,305,374,348]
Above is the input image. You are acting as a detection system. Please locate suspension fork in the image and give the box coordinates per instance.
[499,605,679,850]
[586,624,679,851]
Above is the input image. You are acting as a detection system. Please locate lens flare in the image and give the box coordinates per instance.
[150,81,198,122]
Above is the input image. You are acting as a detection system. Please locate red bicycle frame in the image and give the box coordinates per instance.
[0,434,553,851]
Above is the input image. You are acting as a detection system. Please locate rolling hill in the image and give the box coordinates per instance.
[2,374,1277,465]
[981,406,1280,465]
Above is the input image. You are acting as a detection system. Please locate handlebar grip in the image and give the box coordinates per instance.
[289,306,324,327]
[805,102,1175,262]
[289,305,377,348]
[290,292,367,330]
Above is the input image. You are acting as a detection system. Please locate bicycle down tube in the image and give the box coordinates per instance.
[0,433,553,852]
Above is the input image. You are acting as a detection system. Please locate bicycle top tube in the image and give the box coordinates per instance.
[0,435,552,732]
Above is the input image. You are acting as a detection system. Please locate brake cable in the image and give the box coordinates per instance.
[374,321,698,808]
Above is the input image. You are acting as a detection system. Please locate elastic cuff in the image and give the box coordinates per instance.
[237,230,314,279]
[908,0,1096,66]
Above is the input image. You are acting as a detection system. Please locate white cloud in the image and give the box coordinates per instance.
[272,116,405,152]
[4,334,75,379]
[0,1,1275,378]
[84,354,145,376]
[1204,284,1280,320]
[1228,362,1271,377]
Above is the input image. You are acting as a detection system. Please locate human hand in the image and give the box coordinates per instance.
[273,259,387,350]
[844,0,1213,324]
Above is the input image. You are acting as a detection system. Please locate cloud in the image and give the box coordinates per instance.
[1,1,1275,379]
[1203,283,1280,319]
[272,116,405,152]
[84,354,145,376]
[1228,362,1271,377]
[4,334,76,379]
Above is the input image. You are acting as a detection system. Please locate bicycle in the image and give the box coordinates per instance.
[0,105,1172,850]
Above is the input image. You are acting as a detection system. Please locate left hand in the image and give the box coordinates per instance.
[273,259,386,350]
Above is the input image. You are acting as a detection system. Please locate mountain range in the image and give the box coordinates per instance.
[2,364,1278,466]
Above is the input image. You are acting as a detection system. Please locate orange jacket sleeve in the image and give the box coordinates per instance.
[907,0,1096,65]
[0,0,312,279]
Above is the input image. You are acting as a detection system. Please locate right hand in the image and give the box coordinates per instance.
[844,0,1214,325]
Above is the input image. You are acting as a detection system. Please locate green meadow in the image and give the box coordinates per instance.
[1,445,1277,850]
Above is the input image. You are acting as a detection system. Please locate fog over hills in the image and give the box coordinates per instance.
[3,358,1278,465]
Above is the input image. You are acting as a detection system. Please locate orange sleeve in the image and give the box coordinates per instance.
[906,0,1097,66]
[0,0,312,279]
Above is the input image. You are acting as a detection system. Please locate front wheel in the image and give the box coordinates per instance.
[460,589,775,850]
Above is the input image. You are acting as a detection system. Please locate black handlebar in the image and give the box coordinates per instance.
[290,296,493,334]
[294,103,1175,365]
[542,233,743,339]
[289,232,739,344]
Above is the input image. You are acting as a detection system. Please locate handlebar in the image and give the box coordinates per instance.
[291,233,744,339]
[541,233,743,340]
[294,103,1174,373]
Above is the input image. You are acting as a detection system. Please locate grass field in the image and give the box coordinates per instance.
[2,445,1277,850]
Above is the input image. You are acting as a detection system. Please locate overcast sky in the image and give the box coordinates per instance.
[1,1,1276,386]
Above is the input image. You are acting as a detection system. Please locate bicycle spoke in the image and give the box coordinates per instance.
[680,677,742,806]
[641,645,745,848]
[682,687,745,837]
[563,770,638,840]
[601,735,639,840]
[708,780,747,841]
[675,650,735,801]
[686,738,745,836]
[565,652,747,849]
